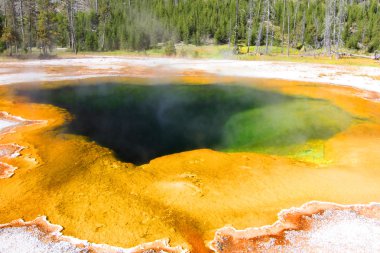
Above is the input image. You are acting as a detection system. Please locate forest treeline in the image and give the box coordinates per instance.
[0,0,379,56]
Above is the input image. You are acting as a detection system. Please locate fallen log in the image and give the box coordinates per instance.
[333,50,380,60]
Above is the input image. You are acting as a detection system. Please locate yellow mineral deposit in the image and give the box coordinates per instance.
[0,73,380,252]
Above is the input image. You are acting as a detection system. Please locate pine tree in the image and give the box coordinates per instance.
[1,0,21,55]
[36,0,57,56]
[0,0,379,56]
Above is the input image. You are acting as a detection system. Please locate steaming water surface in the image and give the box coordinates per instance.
[16,82,355,164]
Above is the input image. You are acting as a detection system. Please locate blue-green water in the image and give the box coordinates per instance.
[16,82,354,164]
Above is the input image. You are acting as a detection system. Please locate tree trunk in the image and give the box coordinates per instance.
[256,17,263,54]
[287,4,290,57]
[247,0,254,53]
[233,0,239,54]
[255,0,263,53]
[67,0,77,53]
[72,0,78,54]
[332,0,336,50]
[228,18,232,48]
[3,1,9,54]
[27,0,34,53]
[313,11,320,50]
[66,0,72,48]
[336,0,346,58]
[265,0,270,54]
[324,0,333,56]
[292,1,300,47]
[20,0,26,49]
[270,26,274,50]
[301,10,306,49]
[281,0,286,53]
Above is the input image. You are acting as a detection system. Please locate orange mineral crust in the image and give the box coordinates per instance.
[0,217,187,253]
[1,76,380,252]
[210,202,380,253]
[0,111,42,135]
[0,110,45,179]
[0,144,23,178]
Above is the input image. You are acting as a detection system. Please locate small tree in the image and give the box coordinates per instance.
[37,0,57,56]
[0,26,20,56]
[164,40,176,56]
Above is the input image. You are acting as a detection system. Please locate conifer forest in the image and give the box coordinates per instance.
[0,0,379,56]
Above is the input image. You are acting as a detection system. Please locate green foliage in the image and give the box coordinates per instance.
[368,38,380,53]
[347,34,360,50]
[164,40,176,56]
[2,0,380,54]
[85,32,98,51]
[0,14,6,52]
[0,26,20,52]
[36,0,58,56]
[56,13,69,47]
[0,14,3,34]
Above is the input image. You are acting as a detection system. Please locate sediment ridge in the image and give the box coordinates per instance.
[0,216,187,253]
[2,201,380,252]
[210,201,380,253]
[0,111,43,179]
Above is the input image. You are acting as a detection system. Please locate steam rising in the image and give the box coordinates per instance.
[15,82,354,164]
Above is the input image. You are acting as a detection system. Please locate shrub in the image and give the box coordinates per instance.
[0,41,5,53]
[347,35,360,50]
[368,38,380,53]
[164,40,176,56]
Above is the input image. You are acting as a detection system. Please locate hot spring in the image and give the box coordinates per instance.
[16,81,355,164]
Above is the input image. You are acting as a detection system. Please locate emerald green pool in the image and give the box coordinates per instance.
[16,82,355,164]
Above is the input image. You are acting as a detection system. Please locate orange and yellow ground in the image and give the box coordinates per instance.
[0,75,380,252]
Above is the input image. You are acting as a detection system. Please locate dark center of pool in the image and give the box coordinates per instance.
[16,83,354,164]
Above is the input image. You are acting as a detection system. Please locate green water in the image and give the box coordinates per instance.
[16,82,355,164]
[221,99,354,161]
